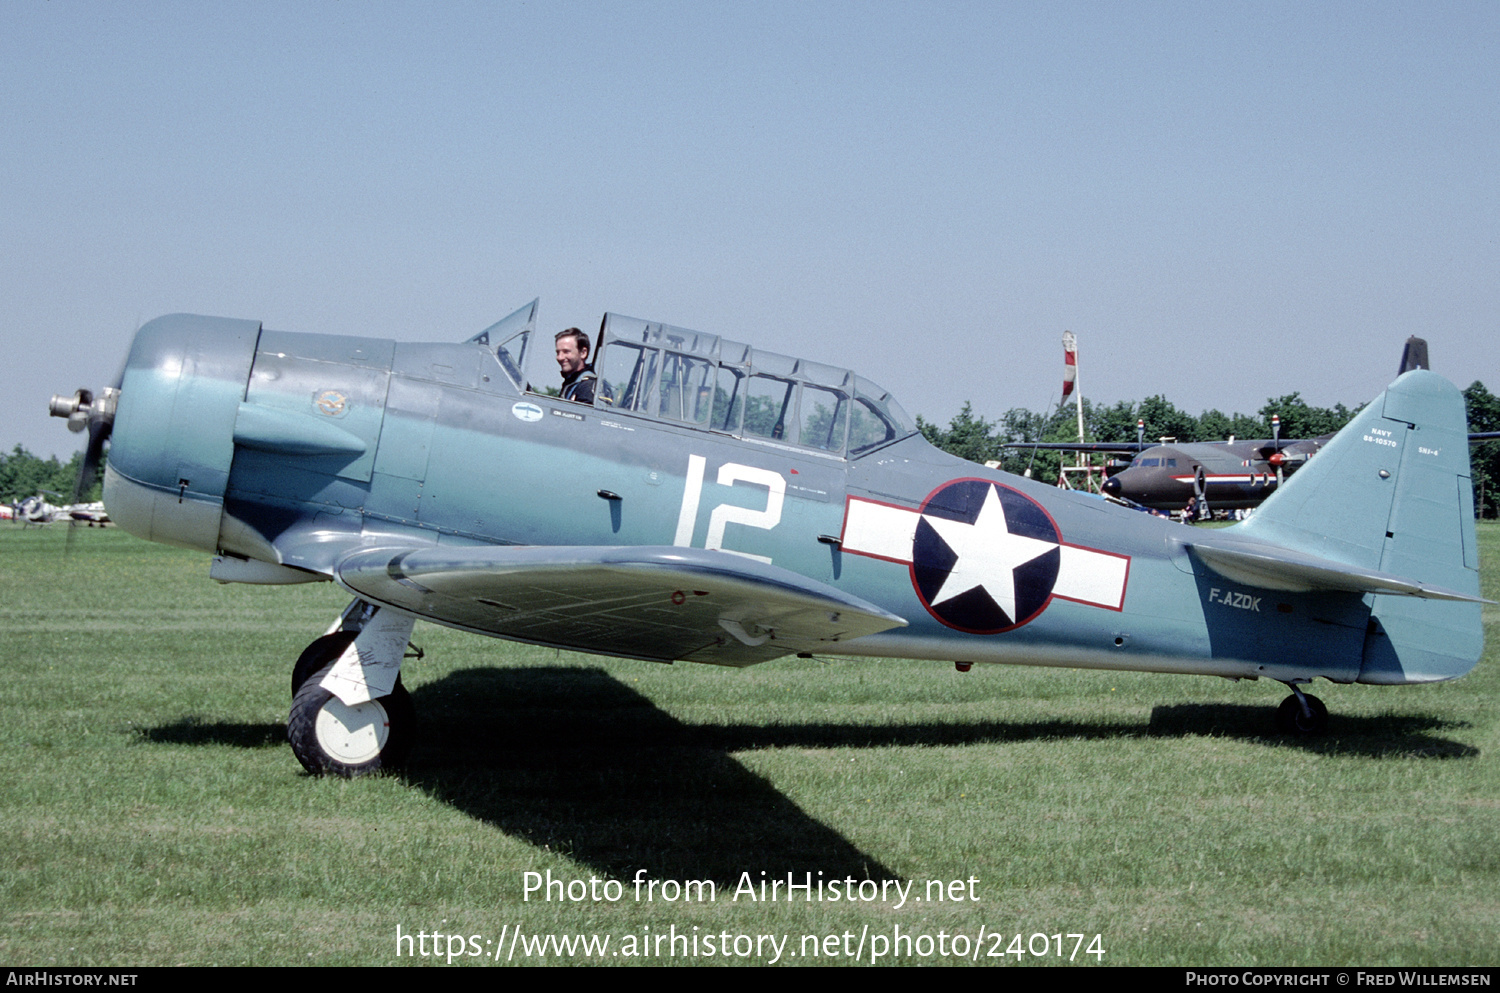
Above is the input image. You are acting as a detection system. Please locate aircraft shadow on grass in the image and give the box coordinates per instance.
[142,716,285,748]
[138,666,1477,881]
[403,667,897,884]
[1145,702,1477,758]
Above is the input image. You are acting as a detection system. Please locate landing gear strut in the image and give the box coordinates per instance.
[1275,683,1328,736]
[286,600,418,776]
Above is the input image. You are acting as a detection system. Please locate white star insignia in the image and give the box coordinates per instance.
[922,484,1059,621]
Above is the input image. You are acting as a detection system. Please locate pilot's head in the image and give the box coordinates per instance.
[555,328,589,376]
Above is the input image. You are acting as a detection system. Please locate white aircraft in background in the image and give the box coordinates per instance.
[8,493,109,525]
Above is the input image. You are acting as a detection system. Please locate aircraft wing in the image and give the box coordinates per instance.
[64,502,109,523]
[1180,534,1490,603]
[1001,441,1148,453]
[332,544,908,667]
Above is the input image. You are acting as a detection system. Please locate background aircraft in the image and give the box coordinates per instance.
[1028,427,1498,516]
[1098,429,1328,514]
[7,492,109,525]
[1005,337,1497,515]
[1003,425,1329,514]
[50,306,1486,776]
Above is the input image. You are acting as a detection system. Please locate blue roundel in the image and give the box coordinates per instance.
[910,479,1061,634]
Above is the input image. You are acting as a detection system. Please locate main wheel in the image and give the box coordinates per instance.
[1275,693,1328,736]
[291,631,357,697]
[288,663,415,777]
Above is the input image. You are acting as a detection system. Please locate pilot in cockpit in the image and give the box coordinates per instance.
[554,328,598,405]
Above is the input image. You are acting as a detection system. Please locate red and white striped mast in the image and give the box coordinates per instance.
[1062,330,1084,445]
[1059,330,1096,491]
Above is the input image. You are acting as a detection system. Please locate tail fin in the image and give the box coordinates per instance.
[1236,370,1482,683]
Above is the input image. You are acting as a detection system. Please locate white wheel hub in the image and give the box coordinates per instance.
[314,697,390,765]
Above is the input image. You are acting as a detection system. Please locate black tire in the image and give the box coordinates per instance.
[288,663,416,777]
[291,632,357,697]
[1275,693,1328,736]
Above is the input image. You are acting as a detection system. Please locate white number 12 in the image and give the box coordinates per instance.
[673,454,785,564]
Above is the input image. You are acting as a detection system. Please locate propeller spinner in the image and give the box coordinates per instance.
[48,385,119,550]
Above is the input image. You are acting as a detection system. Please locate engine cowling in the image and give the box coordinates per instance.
[103,314,262,553]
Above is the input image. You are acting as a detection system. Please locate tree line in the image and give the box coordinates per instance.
[917,381,1500,518]
[0,446,94,505]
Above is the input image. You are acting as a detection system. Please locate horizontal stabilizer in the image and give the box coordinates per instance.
[334,544,907,666]
[1182,535,1489,603]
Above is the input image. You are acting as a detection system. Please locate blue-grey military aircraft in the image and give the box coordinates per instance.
[50,302,1487,775]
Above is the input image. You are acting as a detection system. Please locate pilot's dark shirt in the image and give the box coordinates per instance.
[560,369,597,405]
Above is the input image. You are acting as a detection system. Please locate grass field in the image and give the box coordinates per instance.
[2,523,1497,966]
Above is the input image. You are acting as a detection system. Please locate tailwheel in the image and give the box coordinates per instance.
[288,662,416,777]
[1275,692,1328,736]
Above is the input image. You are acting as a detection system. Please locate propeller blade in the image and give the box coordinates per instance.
[65,426,108,556]
[51,384,118,557]
[72,417,108,505]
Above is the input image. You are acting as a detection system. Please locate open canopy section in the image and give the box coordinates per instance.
[468,298,537,391]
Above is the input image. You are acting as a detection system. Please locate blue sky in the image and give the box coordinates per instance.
[4,1,1497,457]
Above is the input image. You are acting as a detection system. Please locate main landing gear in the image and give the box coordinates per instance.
[1275,682,1328,736]
[286,600,419,777]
